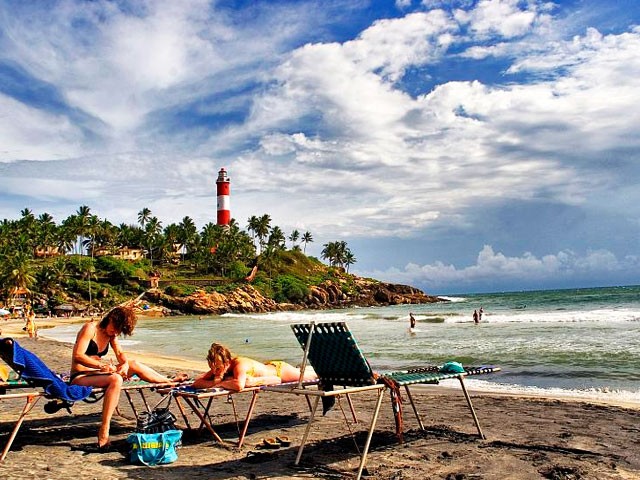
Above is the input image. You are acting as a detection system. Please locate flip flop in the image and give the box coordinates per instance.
[276,436,291,447]
[262,437,281,449]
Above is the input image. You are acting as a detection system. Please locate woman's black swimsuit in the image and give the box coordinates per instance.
[85,339,109,357]
[69,340,110,381]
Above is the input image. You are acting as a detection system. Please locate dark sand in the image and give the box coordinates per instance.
[1,335,639,479]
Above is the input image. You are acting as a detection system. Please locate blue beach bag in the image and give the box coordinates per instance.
[127,429,182,466]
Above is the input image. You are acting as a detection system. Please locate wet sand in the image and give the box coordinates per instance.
[1,322,640,479]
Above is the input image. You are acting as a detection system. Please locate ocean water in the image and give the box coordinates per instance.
[43,285,640,405]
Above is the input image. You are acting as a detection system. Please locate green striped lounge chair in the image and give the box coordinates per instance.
[266,321,500,480]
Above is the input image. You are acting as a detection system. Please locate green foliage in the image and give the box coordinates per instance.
[95,256,138,284]
[272,274,309,303]
[226,260,249,281]
[0,206,362,308]
[164,284,199,297]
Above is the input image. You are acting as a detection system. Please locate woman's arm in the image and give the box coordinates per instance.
[71,322,115,372]
[111,337,129,377]
[191,369,219,389]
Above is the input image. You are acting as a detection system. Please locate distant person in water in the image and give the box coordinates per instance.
[409,312,416,330]
[473,309,479,324]
[192,342,317,391]
[479,307,484,321]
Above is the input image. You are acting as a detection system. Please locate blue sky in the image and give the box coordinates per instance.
[1,0,639,294]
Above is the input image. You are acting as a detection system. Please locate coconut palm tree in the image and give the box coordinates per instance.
[178,216,197,262]
[145,216,163,264]
[138,208,152,229]
[301,231,313,253]
[247,215,259,249]
[343,249,357,273]
[255,214,271,254]
[36,212,58,257]
[0,251,35,301]
[288,229,300,250]
[75,205,92,256]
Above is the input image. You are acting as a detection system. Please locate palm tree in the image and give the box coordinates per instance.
[255,214,271,254]
[247,215,259,249]
[301,231,313,253]
[36,212,57,256]
[145,216,163,264]
[18,208,37,256]
[343,250,357,273]
[138,208,152,229]
[321,241,339,266]
[288,229,300,250]
[75,205,92,257]
[178,216,197,261]
[267,226,286,251]
[0,251,35,301]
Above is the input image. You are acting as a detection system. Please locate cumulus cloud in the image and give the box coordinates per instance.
[359,246,640,292]
[1,1,639,291]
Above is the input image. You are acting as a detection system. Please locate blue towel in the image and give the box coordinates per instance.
[9,339,93,402]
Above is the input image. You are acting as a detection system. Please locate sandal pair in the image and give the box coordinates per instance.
[261,436,291,449]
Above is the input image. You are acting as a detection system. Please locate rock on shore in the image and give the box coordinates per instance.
[145,275,443,315]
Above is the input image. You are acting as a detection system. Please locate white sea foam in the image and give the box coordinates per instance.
[443,378,640,406]
[446,308,640,324]
[438,296,466,302]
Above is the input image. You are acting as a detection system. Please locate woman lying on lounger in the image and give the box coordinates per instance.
[192,342,317,391]
[70,306,188,448]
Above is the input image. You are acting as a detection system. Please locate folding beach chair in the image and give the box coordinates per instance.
[266,322,500,480]
[164,376,324,447]
[161,385,257,446]
[0,337,185,462]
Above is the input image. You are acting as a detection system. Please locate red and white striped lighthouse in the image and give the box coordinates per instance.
[216,167,231,226]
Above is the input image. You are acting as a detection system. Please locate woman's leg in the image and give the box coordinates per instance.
[278,362,318,383]
[126,359,189,383]
[72,373,123,446]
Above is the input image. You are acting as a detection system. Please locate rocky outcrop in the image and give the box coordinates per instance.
[145,275,443,315]
[145,285,289,315]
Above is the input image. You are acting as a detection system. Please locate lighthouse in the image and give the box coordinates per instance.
[216,168,231,226]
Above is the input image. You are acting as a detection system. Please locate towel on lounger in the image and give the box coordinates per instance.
[2,337,92,402]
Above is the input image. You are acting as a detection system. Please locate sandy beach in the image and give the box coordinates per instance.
[1,318,640,479]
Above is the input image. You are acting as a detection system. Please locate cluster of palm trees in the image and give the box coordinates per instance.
[0,205,357,305]
[320,241,357,273]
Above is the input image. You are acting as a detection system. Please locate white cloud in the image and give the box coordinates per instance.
[454,0,541,39]
[359,246,640,291]
[0,94,87,161]
[1,1,640,291]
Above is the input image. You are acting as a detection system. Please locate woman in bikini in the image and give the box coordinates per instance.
[192,342,317,391]
[70,306,188,448]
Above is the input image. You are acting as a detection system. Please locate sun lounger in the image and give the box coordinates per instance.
[0,337,186,462]
[164,378,323,447]
[265,322,501,480]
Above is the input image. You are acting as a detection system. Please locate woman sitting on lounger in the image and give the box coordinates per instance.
[70,306,188,448]
[192,342,316,391]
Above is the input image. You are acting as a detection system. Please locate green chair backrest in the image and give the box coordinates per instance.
[291,322,376,387]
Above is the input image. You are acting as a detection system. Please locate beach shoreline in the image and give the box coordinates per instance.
[4,315,640,410]
[1,330,640,479]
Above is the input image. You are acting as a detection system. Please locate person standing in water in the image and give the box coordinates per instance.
[473,309,479,324]
[409,312,416,330]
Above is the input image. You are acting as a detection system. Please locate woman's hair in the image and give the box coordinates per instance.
[206,343,233,378]
[99,306,137,336]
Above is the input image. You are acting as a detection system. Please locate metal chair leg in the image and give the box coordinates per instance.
[403,385,425,430]
[355,388,385,480]
[458,376,485,439]
[1,394,41,462]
